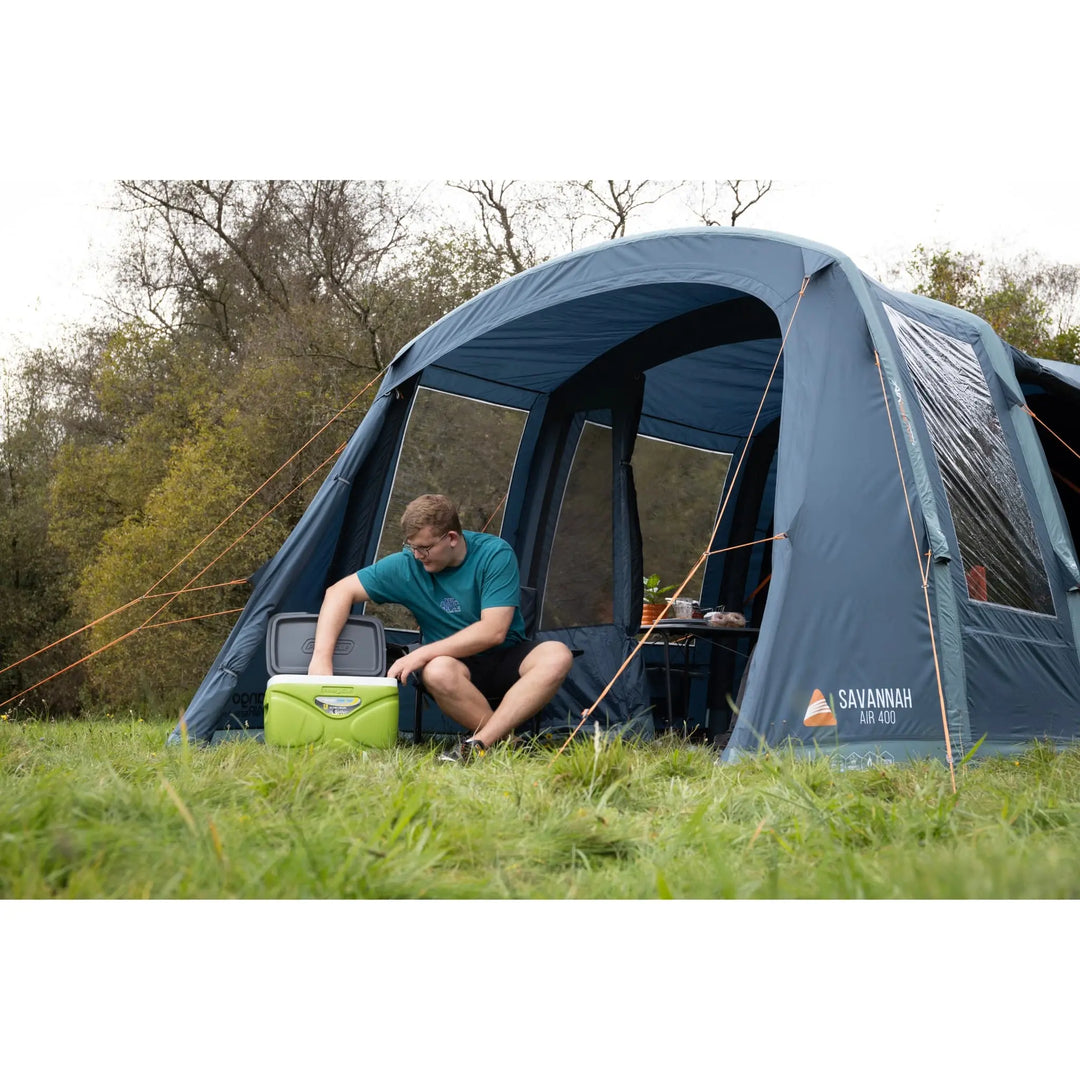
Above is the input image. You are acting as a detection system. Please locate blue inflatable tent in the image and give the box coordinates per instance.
[172,228,1080,766]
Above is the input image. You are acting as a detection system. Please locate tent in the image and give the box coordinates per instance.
[171,227,1080,767]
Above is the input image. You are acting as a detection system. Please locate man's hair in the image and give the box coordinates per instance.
[401,494,462,538]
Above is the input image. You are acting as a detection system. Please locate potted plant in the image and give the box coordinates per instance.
[642,573,675,625]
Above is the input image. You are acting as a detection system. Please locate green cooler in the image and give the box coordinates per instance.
[263,613,399,749]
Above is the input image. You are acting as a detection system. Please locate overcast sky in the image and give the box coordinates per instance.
[4,1,1076,363]
[3,175,1078,363]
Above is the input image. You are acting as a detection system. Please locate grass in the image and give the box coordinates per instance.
[3,715,1080,898]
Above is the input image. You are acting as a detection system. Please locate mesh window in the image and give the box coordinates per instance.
[368,387,526,630]
[542,420,614,629]
[885,305,1053,614]
[634,433,731,602]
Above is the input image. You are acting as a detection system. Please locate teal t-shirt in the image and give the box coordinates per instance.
[357,531,526,650]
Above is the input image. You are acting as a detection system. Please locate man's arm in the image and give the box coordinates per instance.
[385,606,514,683]
[307,574,371,676]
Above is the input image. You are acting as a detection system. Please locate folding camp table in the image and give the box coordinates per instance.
[642,619,759,739]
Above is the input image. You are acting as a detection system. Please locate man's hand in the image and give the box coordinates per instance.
[383,609,515,684]
[386,648,429,684]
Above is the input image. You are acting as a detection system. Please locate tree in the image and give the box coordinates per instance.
[905,246,1080,363]
[27,201,514,710]
[4,177,780,714]
[446,180,557,275]
[0,356,83,713]
[689,180,775,227]
[70,422,273,710]
[573,180,685,239]
[113,180,428,369]
[46,325,226,570]
[448,179,776,279]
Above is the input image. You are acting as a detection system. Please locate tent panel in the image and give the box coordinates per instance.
[964,628,1080,742]
[387,228,826,389]
[727,264,945,756]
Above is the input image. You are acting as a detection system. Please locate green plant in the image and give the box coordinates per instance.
[642,574,675,605]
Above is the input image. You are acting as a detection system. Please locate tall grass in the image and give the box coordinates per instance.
[3,716,1080,898]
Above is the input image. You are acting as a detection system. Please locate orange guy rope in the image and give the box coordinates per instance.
[2,373,381,710]
[1,444,345,711]
[128,366,380,627]
[143,372,381,602]
[1024,403,1080,462]
[132,441,346,634]
[0,608,247,711]
[875,352,956,793]
[0,449,343,710]
[553,533,787,755]
[481,492,509,534]
[1,373,381,695]
[0,579,248,677]
[1051,469,1080,499]
[743,573,772,608]
[142,608,245,631]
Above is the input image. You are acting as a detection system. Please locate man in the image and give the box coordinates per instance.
[308,494,574,761]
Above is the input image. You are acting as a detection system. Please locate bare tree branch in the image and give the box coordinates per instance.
[576,180,686,238]
[448,180,534,274]
[690,180,774,227]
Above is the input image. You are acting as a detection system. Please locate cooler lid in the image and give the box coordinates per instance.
[266,613,387,677]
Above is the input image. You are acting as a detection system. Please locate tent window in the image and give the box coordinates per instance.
[633,433,731,602]
[368,387,527,631]
[885,305,1053,614]
[542,420,613,629]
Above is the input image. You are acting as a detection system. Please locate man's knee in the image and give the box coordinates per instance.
[421,655,468,695]
[551,641,575,681]
[524,641,574,686]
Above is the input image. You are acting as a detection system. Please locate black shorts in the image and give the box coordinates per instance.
[461,640,542,702]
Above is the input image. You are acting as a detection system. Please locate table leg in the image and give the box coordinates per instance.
[662,636,674,730]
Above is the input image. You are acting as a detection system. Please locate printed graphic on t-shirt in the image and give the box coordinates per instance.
[440,597,462,613]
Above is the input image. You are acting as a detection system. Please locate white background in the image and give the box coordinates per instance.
[3,3,1076,1071]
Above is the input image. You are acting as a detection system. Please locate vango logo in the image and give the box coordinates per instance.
[803,689,837,727]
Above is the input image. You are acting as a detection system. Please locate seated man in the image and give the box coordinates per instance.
[308,493,574,761]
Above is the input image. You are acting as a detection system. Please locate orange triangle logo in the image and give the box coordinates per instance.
[803,689,837,727]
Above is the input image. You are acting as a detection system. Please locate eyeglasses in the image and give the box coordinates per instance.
[403,532,451,558]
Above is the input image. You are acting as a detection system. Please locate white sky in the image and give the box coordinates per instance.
[3,174,1078,362]
[3,2,1077,363]
[0,179,122,358]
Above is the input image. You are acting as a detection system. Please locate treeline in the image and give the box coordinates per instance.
[904,246,1080,363]
[0,180,769,715]
[1,180,1077,717]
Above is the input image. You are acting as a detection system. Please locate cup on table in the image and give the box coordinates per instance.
[673,597,694,619]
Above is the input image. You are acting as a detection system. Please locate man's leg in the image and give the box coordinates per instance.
[471,641,573,746]
[418,655,494,734]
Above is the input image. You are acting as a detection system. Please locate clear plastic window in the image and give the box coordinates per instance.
[885,305,1053,614]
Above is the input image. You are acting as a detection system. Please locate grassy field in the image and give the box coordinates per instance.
[3,715,1080,899]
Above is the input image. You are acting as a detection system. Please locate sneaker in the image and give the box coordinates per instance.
[437,737,487,764]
